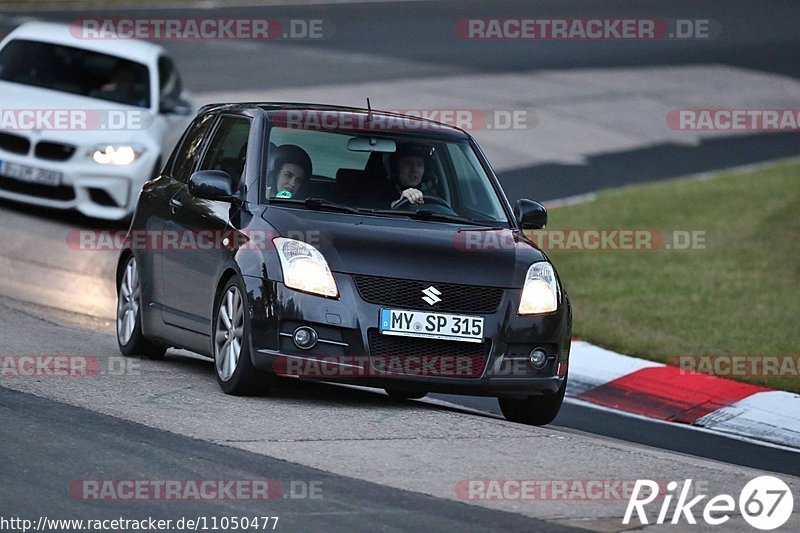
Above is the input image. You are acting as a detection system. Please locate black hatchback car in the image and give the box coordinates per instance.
[116,103,572,425]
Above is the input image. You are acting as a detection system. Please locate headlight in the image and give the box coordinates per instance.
[518,262,559,315]
[273,238,338,298]
[89,144,144,165]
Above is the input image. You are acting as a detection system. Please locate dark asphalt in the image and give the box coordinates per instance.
[0,386,576,532]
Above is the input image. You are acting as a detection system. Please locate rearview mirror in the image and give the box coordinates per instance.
[347,136,396,153]
[514,199,547,229]
[188,170,233,201]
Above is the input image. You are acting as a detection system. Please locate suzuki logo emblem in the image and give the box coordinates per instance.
[421,286,442,306]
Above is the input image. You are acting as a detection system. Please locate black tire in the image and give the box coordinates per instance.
[385,388,428,400]
[498,378,567,426]
[116,254,166,360]
[213,276,272,395]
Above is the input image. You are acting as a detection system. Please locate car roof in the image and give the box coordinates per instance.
[199,102,472,140]
[2,22,165,64]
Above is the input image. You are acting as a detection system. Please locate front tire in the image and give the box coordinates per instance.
[213,277,271,395]
[498,378,567,426]
[116,255,165,360]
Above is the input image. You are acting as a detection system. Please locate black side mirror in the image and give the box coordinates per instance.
[188,170,233,201]
[514,199,548,229]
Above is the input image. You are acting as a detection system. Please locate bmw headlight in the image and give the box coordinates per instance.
[274,238,338,298]
[89,144,144,165]
[518,262,559,315]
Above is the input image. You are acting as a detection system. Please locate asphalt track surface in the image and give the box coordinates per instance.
[1,0,800,529]
[0,386,574,533]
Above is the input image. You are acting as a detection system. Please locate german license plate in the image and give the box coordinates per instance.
[0,160,63,186]
[380,308,484,343]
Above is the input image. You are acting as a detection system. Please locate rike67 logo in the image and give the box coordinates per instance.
[624,476,794,530]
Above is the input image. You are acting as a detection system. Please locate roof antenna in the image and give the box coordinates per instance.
[366,98,373,122]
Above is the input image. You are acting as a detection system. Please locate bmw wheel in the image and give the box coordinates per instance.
[117,254,165,359]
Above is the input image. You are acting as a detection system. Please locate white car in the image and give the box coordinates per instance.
[0,22,193,220]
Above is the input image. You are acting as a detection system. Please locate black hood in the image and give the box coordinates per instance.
[261,206,547,288]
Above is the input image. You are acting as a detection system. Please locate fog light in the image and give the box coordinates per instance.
[529,348,548,368]
[293,326,318,350]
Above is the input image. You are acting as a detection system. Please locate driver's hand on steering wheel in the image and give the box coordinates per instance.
[393,188,424,208]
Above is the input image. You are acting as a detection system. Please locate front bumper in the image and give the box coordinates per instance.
[244,273,571,397]
[0,150,158,220]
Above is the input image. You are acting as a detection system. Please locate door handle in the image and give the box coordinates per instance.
[169,195,182,212]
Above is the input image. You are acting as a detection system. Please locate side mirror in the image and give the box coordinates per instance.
[188,170,233,201]
[514,199,547,229]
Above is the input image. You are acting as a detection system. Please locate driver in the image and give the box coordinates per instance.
[386,143,431,208]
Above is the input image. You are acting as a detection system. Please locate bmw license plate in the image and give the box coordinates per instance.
[380,308,484,343]
[0,160,63,186]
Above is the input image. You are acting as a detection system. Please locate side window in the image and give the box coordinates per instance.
[447,143,483,210]
[158,56,183,107]
[169,113,215,183]
[199,117,251,188]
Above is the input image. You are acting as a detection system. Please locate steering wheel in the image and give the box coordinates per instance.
[393,194,452,210]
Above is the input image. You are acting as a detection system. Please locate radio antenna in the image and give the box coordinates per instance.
[366,98,373,122]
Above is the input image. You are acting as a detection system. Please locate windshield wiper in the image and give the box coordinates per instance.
[370,208,504,228]
[269,197,363,215]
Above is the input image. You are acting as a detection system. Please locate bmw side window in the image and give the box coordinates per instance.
[199,117,251,190]
[158,56,184,111]
[169,113,216,183]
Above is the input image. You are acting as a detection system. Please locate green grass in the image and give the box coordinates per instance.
[533,161,800,392]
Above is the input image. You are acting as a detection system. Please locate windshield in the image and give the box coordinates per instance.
[264,126,510,226]
[0,39,151,108]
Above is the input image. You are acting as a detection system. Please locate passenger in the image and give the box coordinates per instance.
[270,144,312,199]
[386,143,431,208]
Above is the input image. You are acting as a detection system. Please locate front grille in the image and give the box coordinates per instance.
[367,329,489,378]
[0,175,75,200]
[35,141,76,161]
[353,274,504,314]
[0,132,31,155]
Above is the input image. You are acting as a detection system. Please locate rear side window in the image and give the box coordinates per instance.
[268,127,369,178]
[199,117,251,189]
[169,113,216,183]
[158,56,183,107]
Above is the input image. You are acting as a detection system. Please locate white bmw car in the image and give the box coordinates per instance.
[0,22,193,220]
